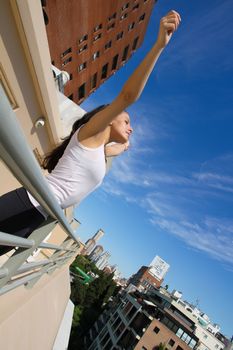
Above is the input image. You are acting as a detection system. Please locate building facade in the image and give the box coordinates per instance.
[85,290,199,350]
[95,251,111,270]
[82,229,105,255]
[89,245,104,262]
[44,0,156,104]
[93,229,105,242]
[128,265,164,291]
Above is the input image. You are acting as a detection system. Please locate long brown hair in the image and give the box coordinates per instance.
[43,104,108,173]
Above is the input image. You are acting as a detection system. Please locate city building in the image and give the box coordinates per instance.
[89,245,104,262]
[83,238,97,256]
[85,289,199,350]
[82,229,105,255]
[85,284,231,350]
[157,289,227,350]
[44,0,156,104]
[95,251,111,270]
[93,229,105,242]
[128,265,166,291]
[170,299,225,350]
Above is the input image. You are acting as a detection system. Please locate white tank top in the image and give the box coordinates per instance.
[28,128,106,217]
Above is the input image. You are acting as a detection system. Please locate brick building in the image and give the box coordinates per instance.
[44,0,156,104]
[128,265,164,291]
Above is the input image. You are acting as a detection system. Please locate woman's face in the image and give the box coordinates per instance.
[110,112,133,143]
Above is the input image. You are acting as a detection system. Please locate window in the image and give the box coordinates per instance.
[93,33,101,42]
[91,73,97,89]
[62,57,72,66]
[153,326,160,334]
[92,51,100,61]
[115,321,125,338]
[132,36,139,50]
[105,41,112,50]
[116,31,123,40]
[108,13,116,21]
[78,44,87,53]
[167,320,174,330]
[120,13,128,20]
[60,47,72,58]
[107,22,115,30]
[139,13,145,22]
[122,45,129,61]
[169,339,175,347]
[78,83,85,100]
[122,302,133,315]
[128,22,135,31]
[112,316,121,330]
[68,94,73,100]
[176,328,183,338]
[189,339,197,349]
[172,324,179,334]
[78,62,87,72]
[69,73,73,80]
[133,4,139,10]
[79,34,88,44]
[176,346,184,350]
[184,335,191,344]
[101,63,108,79]
[126,305,137,320]
[93,23,102,32]
[121,3,129,11]
[112,54,118,70]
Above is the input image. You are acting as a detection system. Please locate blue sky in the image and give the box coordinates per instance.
[75,0,233,337]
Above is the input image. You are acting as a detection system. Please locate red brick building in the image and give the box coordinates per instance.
[128,265,163,291]
[44,0,156,104]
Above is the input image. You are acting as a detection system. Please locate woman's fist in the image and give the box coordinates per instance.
[157,10,181,49]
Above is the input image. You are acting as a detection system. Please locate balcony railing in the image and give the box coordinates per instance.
[0,84,81,295]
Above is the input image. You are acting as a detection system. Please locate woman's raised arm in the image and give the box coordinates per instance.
[80,10,181,139]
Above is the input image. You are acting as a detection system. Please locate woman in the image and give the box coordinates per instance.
[0,11,181,254]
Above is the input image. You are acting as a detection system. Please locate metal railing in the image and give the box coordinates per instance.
[0,84,80,295]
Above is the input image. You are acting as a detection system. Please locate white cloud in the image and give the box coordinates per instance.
[150,216,233,265]
[194,154,233,194]
[103,150,233,268]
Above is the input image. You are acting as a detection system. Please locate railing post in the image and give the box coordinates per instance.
[0,218,57,289]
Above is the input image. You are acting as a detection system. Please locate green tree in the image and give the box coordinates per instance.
[69,256,119,349]
[70,278,88,305]
[72,306,83,328]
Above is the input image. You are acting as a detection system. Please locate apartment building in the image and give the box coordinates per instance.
[85,291,199,350]
[0,1,86,348]
[44,0,156,104]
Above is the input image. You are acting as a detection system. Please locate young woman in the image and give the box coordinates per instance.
[0,11,181,254]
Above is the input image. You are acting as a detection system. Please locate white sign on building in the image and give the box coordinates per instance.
[149,255,170,280]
